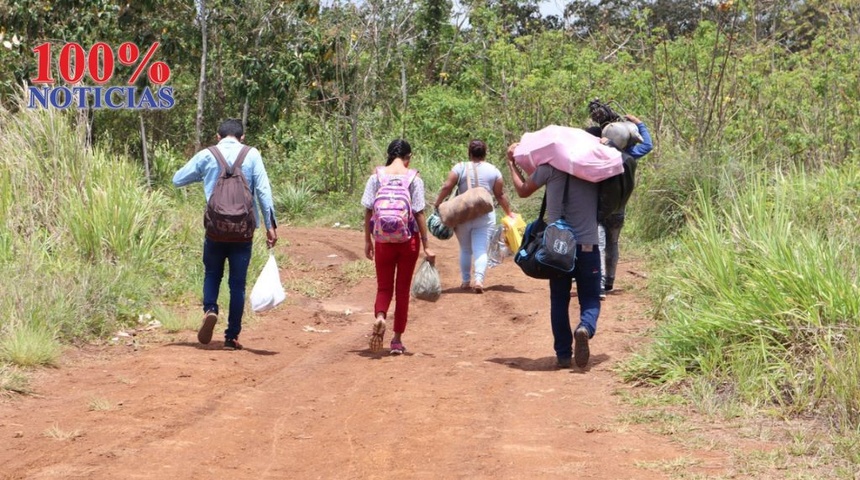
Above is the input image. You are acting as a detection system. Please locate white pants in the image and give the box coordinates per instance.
[454,212,495,285]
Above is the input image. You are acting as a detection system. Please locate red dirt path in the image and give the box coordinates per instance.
[0,227,731,479]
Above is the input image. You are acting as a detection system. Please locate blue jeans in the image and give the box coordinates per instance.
[203,238,253,341]
[548,245,601,360]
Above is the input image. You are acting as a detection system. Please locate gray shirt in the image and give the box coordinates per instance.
[453,161,502,194]
[530,164,599,245]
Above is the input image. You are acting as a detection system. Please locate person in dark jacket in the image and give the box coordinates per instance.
[589,113,653,297]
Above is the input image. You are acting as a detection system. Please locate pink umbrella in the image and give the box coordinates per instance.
[512,125,623,183]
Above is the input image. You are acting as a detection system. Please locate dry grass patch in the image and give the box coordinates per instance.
[43,424,83,441]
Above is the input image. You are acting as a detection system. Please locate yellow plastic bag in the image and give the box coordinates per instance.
[502,213,526,252]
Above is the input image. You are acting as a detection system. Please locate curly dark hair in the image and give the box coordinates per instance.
[468,139,487,159]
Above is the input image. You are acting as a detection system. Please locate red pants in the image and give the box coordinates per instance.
[374,236,420,334]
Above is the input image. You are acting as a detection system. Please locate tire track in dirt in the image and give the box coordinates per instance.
[0,227,728,479]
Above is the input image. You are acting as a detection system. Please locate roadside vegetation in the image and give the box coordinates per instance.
[1,0,858,474]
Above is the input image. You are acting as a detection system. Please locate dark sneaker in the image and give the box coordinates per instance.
[599,289,607,301]
[574,327,590,368]
[223,338,243,350]
[604,283,614,293]
[556,357,572,369]
[197,311,218,345]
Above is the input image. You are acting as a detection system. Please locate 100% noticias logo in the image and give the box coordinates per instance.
[28,42,174,110]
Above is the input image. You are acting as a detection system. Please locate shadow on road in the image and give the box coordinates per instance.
[486,356,560,371]
[348,348,425,360]
[441,284,526,295]
[166,341,279,356]
[487,353,611,372]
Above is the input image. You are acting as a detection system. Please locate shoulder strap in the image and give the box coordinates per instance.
[404,168,418,187]
[232,146,252,176]
[208,146,229,176]
[559,174,571,220]
[466,162,475,190]
[208,145,251,177]
[538,192,547,221]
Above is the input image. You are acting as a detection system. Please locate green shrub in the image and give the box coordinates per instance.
[0,323,61,367]
[623,165,860,429]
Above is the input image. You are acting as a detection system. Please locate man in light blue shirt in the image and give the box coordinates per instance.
[173,119,278,350]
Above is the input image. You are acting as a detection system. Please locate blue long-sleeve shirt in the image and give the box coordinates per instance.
[625,122,653,159]
[173,137,277,230]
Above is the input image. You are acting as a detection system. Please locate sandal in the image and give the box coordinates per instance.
[369,318,386,353]
[390,340,406,355]
[459,282,471,290]
[473,283,484,294]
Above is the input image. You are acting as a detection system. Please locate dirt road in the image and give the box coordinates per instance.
[0,228,727,479]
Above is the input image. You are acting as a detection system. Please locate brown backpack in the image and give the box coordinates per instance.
[204,145,255,242]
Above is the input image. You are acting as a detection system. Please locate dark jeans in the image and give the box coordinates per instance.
[203,238,253,341]
[548,245,601,360]
[600,213,625,288]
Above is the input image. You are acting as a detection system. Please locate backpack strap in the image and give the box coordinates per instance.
[538,192,547,221]
[208,146,229,176]
[375,166,387,186]
[231,146,252,176]
[559,174,571,221]
[375,166,417,187]
[404,168,418,188]
[208,145,252,177]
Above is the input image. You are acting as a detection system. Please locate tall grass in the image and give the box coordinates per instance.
[622,163,860,429]
[275,182,316,220]
[0,101,200,375]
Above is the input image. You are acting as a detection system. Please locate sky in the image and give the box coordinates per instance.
[537,0,566,18]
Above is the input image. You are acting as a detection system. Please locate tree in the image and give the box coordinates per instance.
[565,0,711,39]
[415,0,453,83]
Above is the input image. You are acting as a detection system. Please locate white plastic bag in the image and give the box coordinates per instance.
[250,253,286,312]
[487,225,512,268]
[411,259,442,302]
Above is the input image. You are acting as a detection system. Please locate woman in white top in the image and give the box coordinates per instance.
[433,140,515,293]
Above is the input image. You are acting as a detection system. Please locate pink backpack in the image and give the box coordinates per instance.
[371,167,418,243]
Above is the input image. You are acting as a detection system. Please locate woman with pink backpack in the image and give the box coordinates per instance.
[361,139,436,355]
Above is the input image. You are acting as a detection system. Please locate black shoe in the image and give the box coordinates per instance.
[604,283,614,293]
[197,311,218,345]
[556,357,572,369]
[574,327,590,368]
[223,338,243,350]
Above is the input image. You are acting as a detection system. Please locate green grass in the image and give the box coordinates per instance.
[621,163,860,467]
[0,365,30,396]
[341,259,375,285]
[275,182,316,220]
[0,95,201,370]
[157,309,202,333]
[0,323,62,367]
